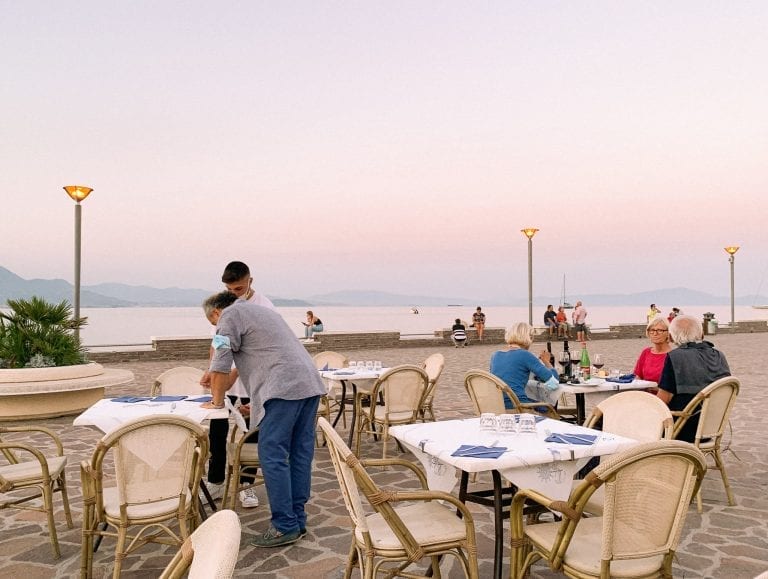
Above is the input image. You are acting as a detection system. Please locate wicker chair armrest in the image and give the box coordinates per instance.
[0,441,53,479]
[361,458,428,489]
[0,425,65,456]
[519,403,561,420]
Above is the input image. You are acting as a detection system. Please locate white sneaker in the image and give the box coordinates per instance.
[239,488,260,508]
[201,482,225,501]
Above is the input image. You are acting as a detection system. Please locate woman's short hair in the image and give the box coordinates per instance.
[646,315,670,335]
[669,315,703,345]
[202,291,238,316]
[505,322,534,348]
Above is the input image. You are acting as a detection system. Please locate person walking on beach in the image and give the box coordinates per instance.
[200,261,276,508]
[572,300,588,342]
[202,291,326,547]
[472,307,486,341]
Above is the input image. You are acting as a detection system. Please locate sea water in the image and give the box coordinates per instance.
[77,305,768,347]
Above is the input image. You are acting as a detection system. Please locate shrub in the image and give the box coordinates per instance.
[0,296,87,368]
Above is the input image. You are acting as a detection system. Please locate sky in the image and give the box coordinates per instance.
[2,1,767,303]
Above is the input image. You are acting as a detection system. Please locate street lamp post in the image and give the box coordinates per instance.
[63,186,93,342]
[724,246,739,327]
[521,228,539,326]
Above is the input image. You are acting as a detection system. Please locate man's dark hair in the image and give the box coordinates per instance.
[222,261,250,284]
[203,291,238,315]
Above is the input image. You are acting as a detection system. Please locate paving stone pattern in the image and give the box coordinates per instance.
[1,333,766,578]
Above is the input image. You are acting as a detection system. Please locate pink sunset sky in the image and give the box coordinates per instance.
[2,1,767,303]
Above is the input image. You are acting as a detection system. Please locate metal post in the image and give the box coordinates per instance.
[74,202,82,342]
[729,254,735,326]
[527,237,533,326]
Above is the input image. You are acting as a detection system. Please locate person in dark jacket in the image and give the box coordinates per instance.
[657,315,731,442]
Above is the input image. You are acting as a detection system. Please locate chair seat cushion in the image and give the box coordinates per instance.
[356,502,467,553]
[103,486,193,520]
[526,516,665,577]
[0,455,67,484]
[570,480,605,516]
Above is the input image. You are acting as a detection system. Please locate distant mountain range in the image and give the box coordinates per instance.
[2,266,766,308]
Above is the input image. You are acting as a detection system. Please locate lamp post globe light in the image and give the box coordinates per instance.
[63,186,93,343]
[521,228,539,326]
[724,246,739,327]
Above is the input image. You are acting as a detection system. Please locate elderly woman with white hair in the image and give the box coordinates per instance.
[490,322,560,409]
[657,314,731,442]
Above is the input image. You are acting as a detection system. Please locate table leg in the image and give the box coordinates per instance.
[346,383,359,448]
[491,470,504,579]
[331,380,348,428]
[576,393,586,425]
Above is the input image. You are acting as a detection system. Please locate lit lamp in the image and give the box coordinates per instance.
[64,186,93,342]
[521,228,539,326]
[724,246,739,327]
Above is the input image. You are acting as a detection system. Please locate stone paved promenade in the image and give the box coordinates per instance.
[1,333,766,578]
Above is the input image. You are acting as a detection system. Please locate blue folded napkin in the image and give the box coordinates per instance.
[514,414,547,423]
[451,445,507,459]
[606,373,636,384]
[111,396,151,403]
[544,433,597,445]
[321,363,329,371]
[187,395,213,403]
[151,395,188,402]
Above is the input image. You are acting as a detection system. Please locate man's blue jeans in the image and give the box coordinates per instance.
[258,395,321,534]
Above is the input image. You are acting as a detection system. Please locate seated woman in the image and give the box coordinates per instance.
[556,306,571,338]
[490,322,559,409]
[302,310,324,339]
[633,315,672,391]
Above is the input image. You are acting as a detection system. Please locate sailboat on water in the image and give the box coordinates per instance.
[560,276,573,309]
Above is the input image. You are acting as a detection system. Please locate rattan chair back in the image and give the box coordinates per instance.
[585,390,673,442]
[420,353,445,421]
[159,508,241,579]
[464,369,516,415]
[152,366,206,396]
[312,351,349,370]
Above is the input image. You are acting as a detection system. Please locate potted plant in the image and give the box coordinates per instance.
[0,296,87,368]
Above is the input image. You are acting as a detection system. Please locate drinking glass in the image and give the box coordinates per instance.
[348,361,357,371]
[558,351,571,377]
[365,361,374,371]
[518,413,537,436]
[593,354,604,375]
[479,413,497,432]
[373,361,382,371]
[497,414,517,435]
[570,349,581,365]
[610,368,621,379]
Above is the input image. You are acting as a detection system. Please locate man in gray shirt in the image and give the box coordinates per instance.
[202,291,326,547]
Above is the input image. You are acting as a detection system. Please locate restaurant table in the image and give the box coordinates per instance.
[73,396,229,433]
[390,417,637,579]
[319,368,388,447]
[526,378,657,424]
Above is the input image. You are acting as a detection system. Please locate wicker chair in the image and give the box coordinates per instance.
[510,440,707,579]
[159,508,241,579]
[419,353,445,422]
[0,425,73,558]
[463,369,560,419]
[671,376,740,513]
[354,365,429,459]
[220,400,263,512]
[151,366,206,397]
[313,351,349,440]
[80,415,209,579]
[318,417,479,578]
[577,391,674,515]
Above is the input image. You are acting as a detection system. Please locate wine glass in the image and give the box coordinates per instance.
[558,351,570,376]
[593,354,604,374]
[570,349,581,365]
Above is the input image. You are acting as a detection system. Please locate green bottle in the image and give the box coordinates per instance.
[580,347,591,381]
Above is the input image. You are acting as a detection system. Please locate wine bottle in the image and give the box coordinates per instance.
[562,339,571,379]
[546,340,555,367]
[580,346,591,381]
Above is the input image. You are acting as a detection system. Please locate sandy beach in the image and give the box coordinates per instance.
[1,332,766,578]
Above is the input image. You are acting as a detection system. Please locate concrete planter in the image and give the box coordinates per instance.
[0,362,134,421]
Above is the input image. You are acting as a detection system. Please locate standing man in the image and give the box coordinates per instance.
[472,306,486,341]
[200,261,275,507]
[572,300,588,343]
[202,291,326,547]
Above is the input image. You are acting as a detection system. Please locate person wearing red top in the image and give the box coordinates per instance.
[632,316,672,392]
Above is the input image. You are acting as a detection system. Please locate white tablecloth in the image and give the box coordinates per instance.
[73,397,229,433]
[390,417,637,501]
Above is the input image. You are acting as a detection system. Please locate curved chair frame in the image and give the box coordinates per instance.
[671,376,740,512]
[0,425,73,558]
[463,369,560,419]
[151,366,206,397]
[419,353,445,422]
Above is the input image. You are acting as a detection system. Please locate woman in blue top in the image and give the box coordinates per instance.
[490,322,559,409]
